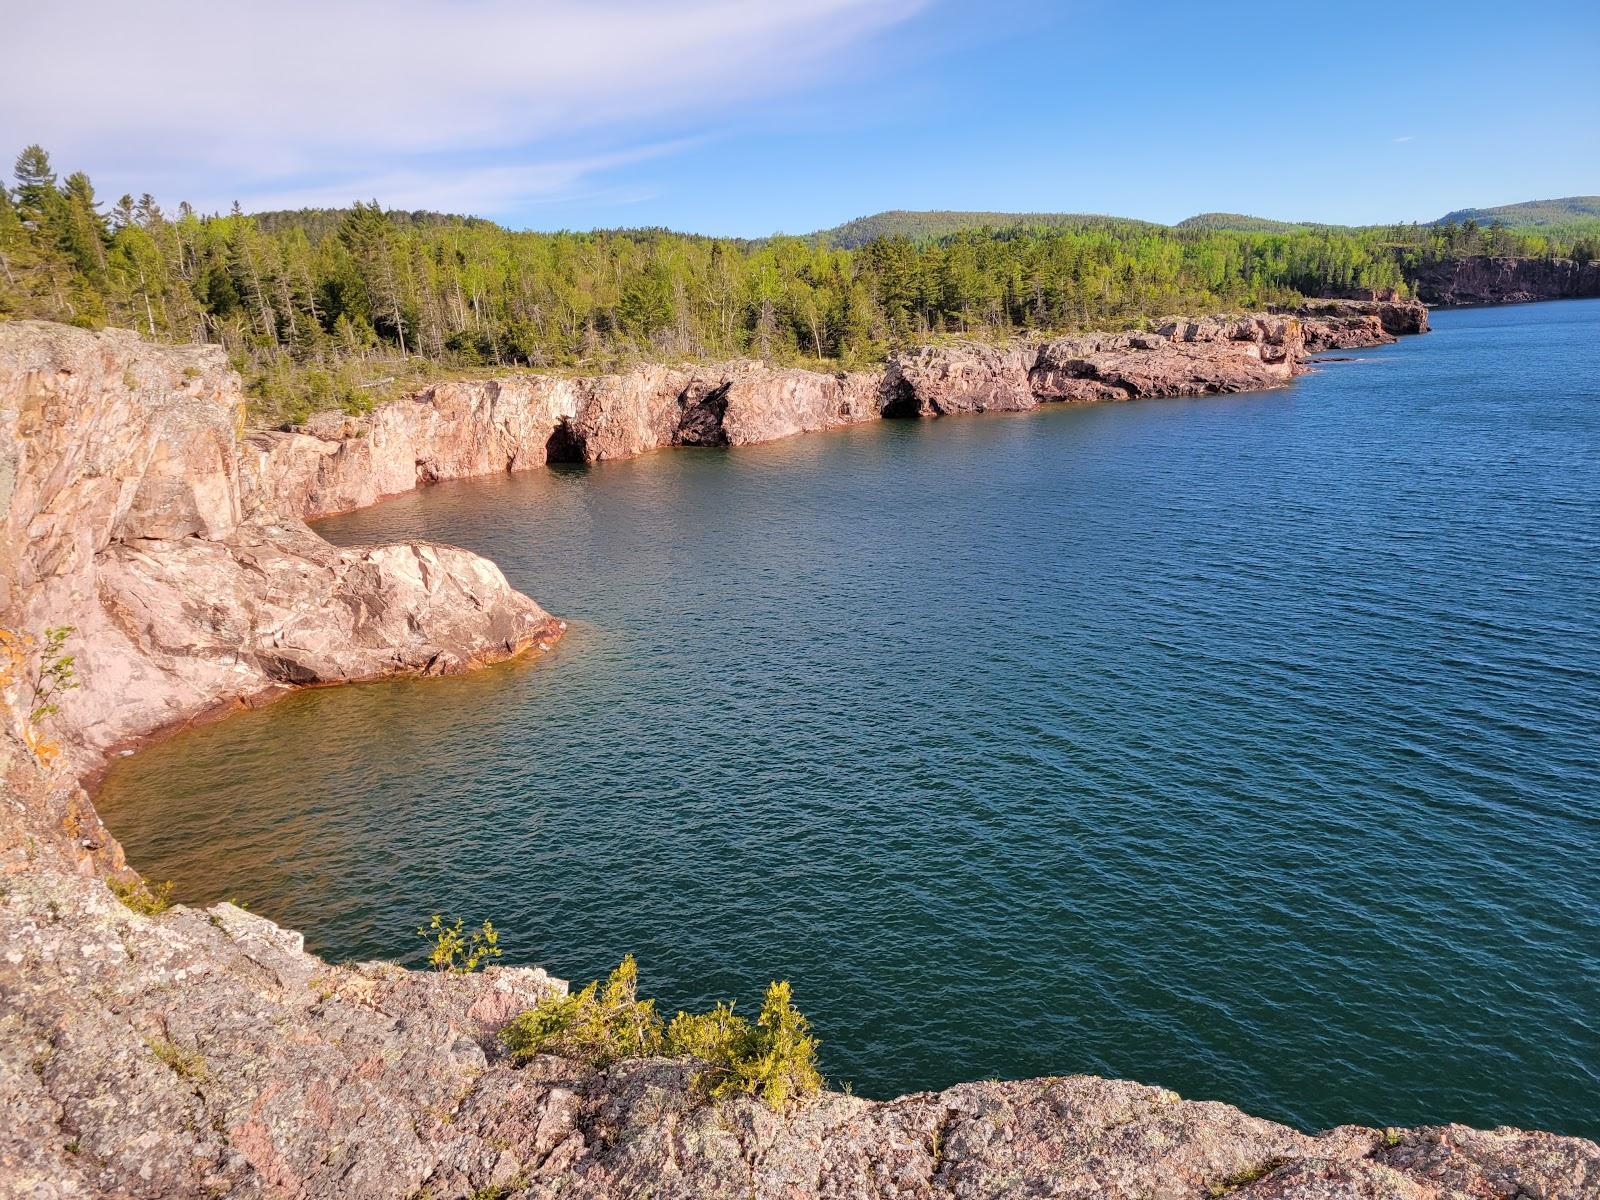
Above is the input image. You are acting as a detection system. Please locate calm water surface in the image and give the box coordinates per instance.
[98,300,1600,1137]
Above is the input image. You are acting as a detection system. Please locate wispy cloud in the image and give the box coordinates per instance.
[233,141,699,216]
[2,0,924,215]
[1392,136,1416,143]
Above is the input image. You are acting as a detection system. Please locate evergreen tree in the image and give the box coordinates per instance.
[2,143,1592,424]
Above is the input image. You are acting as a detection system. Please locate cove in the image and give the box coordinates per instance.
[96,299,1600,1139]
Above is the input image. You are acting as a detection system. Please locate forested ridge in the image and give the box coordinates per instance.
[2,145,1595,423]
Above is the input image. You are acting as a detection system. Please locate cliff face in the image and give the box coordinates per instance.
[9,302,1588,1200]
[245,363,887,520]
[1407,256,1600,306]
[251,302,1423,522]
[0,322,560,768]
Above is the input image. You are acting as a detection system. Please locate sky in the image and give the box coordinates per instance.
[4,0,1597,236]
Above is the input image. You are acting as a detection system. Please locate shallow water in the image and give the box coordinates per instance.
[98,300,1600,1137]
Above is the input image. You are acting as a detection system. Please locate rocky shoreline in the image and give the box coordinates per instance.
[4,303,1597,1199]
[249,301,1423,523]
[1405,255,1600,306]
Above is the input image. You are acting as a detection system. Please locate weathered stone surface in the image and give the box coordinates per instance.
[243,374,587,519]
[1030,316,1306,402]
[882,343,1038,415]
[244,362,888,519]
[1292,298,1431,351]
[678,363,885,446]
[0,321,559,769]
[1406,255,1600,306]
[89,520,555,747]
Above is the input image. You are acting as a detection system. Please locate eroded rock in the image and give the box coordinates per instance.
[0,322,559,769]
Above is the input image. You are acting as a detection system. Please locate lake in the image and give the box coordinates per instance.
[96,299,1600,1138]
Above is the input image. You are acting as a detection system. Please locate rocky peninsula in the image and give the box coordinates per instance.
[4,302,1597,1199]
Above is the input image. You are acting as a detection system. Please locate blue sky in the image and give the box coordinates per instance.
[5,0,1597,235]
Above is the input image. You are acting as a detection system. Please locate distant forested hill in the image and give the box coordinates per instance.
[815,210,1161,248]
[1434,197,1600,227]
[1175,213,1332,234]
[251,207,498,241]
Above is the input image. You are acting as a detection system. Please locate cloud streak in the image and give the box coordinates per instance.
[3,0,924,215]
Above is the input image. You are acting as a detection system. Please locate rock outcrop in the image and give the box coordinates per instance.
[1030,315,1305,402]
[0,322,560,769]
[247,363,887,520]
[13,301,1584,1200]
[248,300,1427,523]
[1406,255,1600,306]
[1291,298,1430,351]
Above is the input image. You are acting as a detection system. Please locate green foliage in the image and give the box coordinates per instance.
[1175,213,1324,234]
[25,625,77,726]
[500,954,663,1066]
[4,144,1595,427]
[815,209,1164,249]
[110,877,175,915]
[0,624,79,764]
[1435,196,1600,228]
[501,957,822,1111]
[665,981,823,1109]
[418,914,502,973]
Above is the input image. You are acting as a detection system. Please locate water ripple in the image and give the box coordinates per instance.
[96,300,1600,1139]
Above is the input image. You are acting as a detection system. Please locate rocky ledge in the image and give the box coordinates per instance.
[250,301,1423,521]
[3,745,1595,1199]
[1405,255,1600,306]
[6,304,1593,1199]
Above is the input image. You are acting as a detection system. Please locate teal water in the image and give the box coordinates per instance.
[97,300,1600,1138]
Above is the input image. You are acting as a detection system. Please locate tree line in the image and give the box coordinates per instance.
[0,144,1588,422]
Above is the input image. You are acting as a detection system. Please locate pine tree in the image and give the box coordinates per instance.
[12,145,57,226]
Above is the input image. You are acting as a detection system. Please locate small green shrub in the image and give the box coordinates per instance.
[501,957,822,1111]
[146,1037,206,1080]
[501,954,662,1067]
[666,981,822,1109]
[110,877,174,915]
[418,914,502,973]
[0,624,79,765]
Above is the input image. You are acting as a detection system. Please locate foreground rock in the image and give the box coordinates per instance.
[0,322,559,768]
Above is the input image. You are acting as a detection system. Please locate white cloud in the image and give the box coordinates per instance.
[1392,136,1415,143]
[2,0,923,214]
[233,141,694,216]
